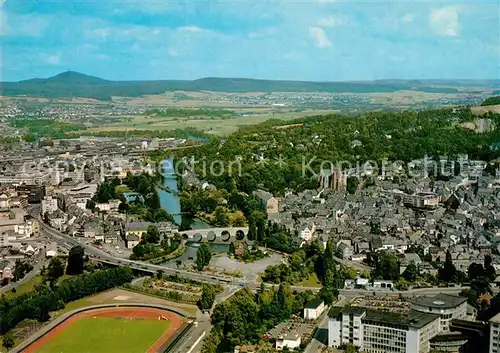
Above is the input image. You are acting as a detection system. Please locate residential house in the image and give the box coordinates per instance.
[298,222,316,243]
[337,242,353,259]
[123,222,152,241]
[253,190,279,214]
[126,234,140,249]
[275,333,301,351]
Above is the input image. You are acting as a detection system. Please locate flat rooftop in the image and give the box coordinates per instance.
[490,312,500,324]
[363,309,440,329]
[410,293,467,309]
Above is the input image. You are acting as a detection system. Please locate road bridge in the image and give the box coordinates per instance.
[178,227,250,243]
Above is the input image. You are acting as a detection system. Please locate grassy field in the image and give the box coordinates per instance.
[5,275,43,299]
[116,185,131,193]
[52,288,199,318]
[297,273,322,288]
[35,317,171,353]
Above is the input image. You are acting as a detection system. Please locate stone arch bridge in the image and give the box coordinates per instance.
[174,227,250,243]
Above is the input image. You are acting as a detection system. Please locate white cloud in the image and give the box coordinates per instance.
[429,6,460,37]
[317,16,345,27]
[168,49,178,56]
[0,10,49,37]
[178,26,204,33]
[43,54,61,65]
[87,28,111,38]
[401,13,415,23]
[309,26,331,48]
[0,10,7,36]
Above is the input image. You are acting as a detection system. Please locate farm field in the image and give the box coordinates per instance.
[85,109,334,136]
[34,316,170,353]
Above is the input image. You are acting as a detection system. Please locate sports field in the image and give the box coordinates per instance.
[24,307,185,353]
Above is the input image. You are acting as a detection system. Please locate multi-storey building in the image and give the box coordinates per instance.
[490,313,500,353]
[328,307,440,353]
[41,196,59,215]
[402,192,441,209]
[410,293,468,332]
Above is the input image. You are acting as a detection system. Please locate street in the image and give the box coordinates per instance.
[1,249,48,294]
[32,208,475,301]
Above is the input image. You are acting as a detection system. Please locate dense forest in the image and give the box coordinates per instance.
[165,107,500,195]
[482,96,500,106]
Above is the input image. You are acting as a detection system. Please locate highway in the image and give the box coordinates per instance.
[0,251,48,294]
[31,207,473,299]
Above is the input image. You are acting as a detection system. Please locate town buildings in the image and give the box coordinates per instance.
[490,313,500,353]
[328,306,440,353]
[410,293,468,332]
[253,190,279,214]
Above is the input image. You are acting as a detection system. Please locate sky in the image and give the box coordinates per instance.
[1,0,499,81]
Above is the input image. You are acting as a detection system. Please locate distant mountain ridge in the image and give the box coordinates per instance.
[1,71,499,100]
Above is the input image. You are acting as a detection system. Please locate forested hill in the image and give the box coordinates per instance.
[168,106,500,195]
[2,71,498,100]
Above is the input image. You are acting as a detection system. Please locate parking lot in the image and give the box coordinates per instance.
[210,252,284,281]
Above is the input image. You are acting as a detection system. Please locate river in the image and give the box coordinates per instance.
[157,157,211,229]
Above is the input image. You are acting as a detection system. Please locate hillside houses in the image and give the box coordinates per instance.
[269,161,500,272]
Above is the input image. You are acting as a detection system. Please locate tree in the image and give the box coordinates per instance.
[214,206,230,227]
[342,343,358,353]
[66,245,85,275]
[438,250,457,283]
[86,199,96,210]
[179,217,193,231]
[2,335,14,349]
[370,252,400,281]
[144,226,160,244]
[402,262,419,282]
[485,255,497,281]
[196,243,212,271]
[13,260,33,281]
[156,270,164,280]
[118,202,129,213]
[199,284,216,310]
[47,257,65,283]
[247,217,257,241]
[468,263,485,281]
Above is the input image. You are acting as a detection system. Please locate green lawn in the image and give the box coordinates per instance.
[35,317,171,353]
[297,273,322,288]
[115,185,130,193]
[5,275,43,299]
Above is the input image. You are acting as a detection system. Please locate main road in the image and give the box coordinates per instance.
[32,207,471,298]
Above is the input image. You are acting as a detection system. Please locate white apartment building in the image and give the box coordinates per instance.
[42,196,59,215]
[410,293,467,332]
[0,232,9,247]
[489,313,500,353]
[14,221,35,238]
[275,333,301,351]
[0,194,10,209]
[304,299,326,320]
[328,307,440,353]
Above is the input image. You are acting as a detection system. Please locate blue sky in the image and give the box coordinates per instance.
[1,0,499,81]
